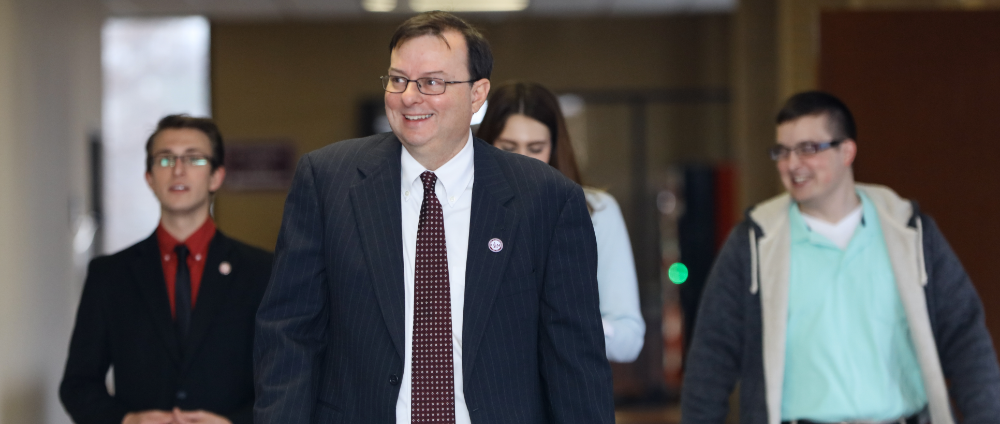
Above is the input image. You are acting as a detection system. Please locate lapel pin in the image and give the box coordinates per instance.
[488,238,503,253]
[219,261,232,275]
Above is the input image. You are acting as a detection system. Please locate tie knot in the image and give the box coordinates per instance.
[419,171,437,191]
[174,244,189,261]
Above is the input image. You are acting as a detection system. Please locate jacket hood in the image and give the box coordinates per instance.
[746,183,917,238]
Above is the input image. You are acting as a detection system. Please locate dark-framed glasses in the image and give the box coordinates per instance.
[153,154,212,169]
[380,75,475,95]
[768,139,844,161]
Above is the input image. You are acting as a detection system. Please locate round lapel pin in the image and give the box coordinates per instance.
[488,238,503,253]
[219,261,232,275]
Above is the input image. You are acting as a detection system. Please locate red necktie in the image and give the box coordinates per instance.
[411,171,455,423]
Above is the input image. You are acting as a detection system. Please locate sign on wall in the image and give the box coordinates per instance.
[223,140,296,191]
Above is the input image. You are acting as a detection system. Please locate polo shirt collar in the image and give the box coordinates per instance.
[790,190,875,249]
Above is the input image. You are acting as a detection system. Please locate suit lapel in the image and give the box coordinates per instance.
[349,134,407,359]
[462,139,517,379]
[131,233,182,365]
[182,232,236,369]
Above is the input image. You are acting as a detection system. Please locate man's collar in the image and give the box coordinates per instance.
[156,217,216,257]
[400,131,474,201]
[790,191,871,248]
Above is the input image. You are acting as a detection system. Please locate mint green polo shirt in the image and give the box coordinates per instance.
[781,192,926,421]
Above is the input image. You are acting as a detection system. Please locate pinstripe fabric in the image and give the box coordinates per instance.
[255,133,614,424]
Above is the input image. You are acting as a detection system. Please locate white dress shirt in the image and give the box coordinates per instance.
[396,132,475,424]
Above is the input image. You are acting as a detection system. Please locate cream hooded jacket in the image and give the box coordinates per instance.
[681,184,1000,424]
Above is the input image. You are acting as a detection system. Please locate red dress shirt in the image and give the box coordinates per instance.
[156,218,216,318]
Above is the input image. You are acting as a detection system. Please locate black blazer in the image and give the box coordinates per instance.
[254,134,614,424]
[60,230,272,424]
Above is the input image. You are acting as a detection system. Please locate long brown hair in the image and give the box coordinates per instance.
[477,81,583,186]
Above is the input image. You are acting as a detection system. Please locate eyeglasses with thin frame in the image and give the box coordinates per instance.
[380,75,475,95]
[768,139,845,161]
[153,154,212,169]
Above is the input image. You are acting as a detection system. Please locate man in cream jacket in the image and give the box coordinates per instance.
[682,91,1000,424]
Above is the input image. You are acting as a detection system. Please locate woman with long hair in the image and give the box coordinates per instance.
[477,82,645,362]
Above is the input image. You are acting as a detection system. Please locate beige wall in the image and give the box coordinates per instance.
[212,15,732,251]
[0,0,103,422]
[0,4,17,420]
[730,0,781,210]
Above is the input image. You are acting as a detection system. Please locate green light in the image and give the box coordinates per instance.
[668,263,688,284]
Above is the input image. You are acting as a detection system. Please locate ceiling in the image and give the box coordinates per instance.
[103,0,736,19]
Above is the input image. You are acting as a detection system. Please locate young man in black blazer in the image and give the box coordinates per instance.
[60,115,272,424]
[254,12,613,424]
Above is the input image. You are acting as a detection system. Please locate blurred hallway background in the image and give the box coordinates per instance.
[3,0,1000,423]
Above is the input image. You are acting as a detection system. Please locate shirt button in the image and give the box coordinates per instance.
[176,390,187,400]
[449,196,456,202]
[195,254,201,261]
[404,191,410,197]
[388,374,400,385]
[164,255,170,261]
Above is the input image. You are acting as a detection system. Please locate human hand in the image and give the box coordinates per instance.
[121,410,174,424]
[172,407,232,424]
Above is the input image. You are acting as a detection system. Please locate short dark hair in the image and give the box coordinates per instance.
[776,91,857,141]
[389,11,493,82]
[477,81,583,186]
[144,114,225,173]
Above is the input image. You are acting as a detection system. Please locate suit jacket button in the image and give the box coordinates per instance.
[176,390,188,400]
[388,374,400,385]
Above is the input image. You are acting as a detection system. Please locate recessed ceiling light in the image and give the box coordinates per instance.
[363,0,397,12]
[409,0,529,12]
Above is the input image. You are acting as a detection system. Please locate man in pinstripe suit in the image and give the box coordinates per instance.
[253,11,614,424]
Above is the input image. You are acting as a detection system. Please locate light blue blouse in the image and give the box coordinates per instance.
[585,188,645,363]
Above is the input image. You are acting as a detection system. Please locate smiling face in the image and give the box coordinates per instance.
[775,113,856,211]
[493,114,552,163]
[385,30,489,168]
[145,128,225,220]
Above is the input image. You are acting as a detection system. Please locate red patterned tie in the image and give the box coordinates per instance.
[412,171,455,423]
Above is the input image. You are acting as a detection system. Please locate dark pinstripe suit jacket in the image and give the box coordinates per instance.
[254,133,614,424]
